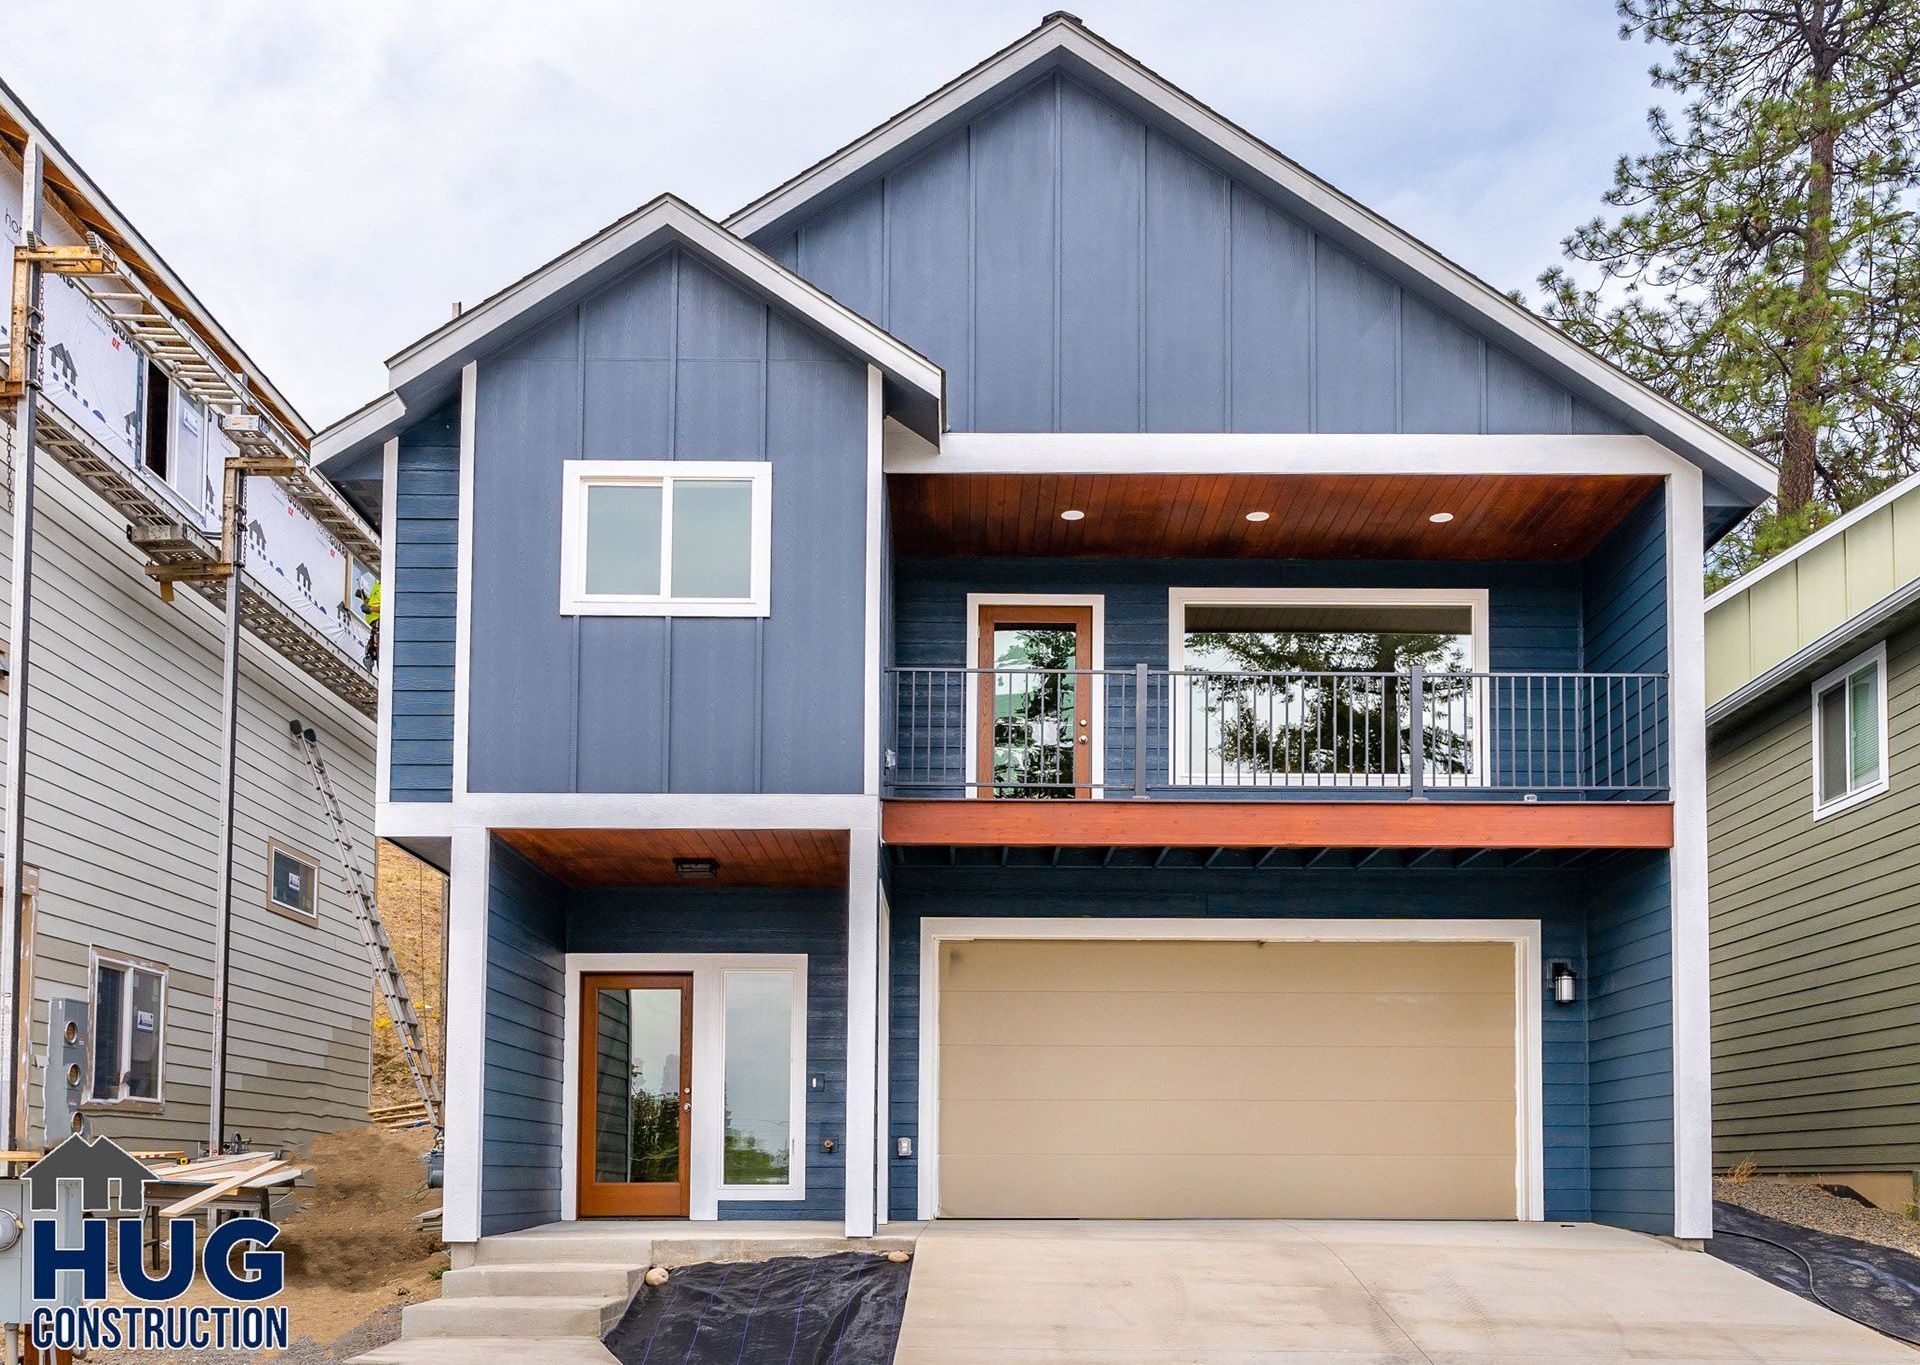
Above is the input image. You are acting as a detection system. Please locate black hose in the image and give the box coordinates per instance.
[1712,1226,1920,1349]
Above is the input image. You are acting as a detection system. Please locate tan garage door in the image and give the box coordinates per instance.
[936,938,1520,1218]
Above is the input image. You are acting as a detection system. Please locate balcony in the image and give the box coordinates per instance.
[883,667,1672,852]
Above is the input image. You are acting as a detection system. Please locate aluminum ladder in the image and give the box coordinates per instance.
[290,719,442,1130]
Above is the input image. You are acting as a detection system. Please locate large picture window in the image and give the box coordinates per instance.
[559,460,771,616]
[89,952,166,1108]
[1812,642,1889,817]
[1169,588,1488,787]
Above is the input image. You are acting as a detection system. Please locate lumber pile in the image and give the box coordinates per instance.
[143,1151,306,1217]
[369,1099,431,1130]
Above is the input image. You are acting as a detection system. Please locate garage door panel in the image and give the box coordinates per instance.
[934,936,1523,1220]
[942,939,1512,995]
[940,1042,1516,1102]
[938,1153,1518,1220]
[939,1097,1516,1157]
[941,987,1515,1049]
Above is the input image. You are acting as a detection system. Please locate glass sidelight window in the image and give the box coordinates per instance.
[1812,643,1889,817]
[560,460,771,616]
[720,971,797,1189]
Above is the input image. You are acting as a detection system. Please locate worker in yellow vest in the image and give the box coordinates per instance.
[356,580,381,669]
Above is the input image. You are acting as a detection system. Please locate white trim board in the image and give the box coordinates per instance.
[963,593,1107,798]
[883,430,1701,478]
[560,953,809,1221]
[375,792,881,841]
[913,916,1546,1225]
[731,16,1771,502]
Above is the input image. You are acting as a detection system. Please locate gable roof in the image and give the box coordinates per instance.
[728,13,1776,510]
[315,195,944,471]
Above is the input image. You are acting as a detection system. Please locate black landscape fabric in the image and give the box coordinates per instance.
[604,1252,912,1364]
[1710,1200,1920,1346]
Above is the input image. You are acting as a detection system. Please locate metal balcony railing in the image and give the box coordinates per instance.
[885,667,1669,799]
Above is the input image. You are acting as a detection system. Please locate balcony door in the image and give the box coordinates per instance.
[577,973,692,1216]
[975,603,1094,798]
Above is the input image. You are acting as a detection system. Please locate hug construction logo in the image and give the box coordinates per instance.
[16,1134,288,1354]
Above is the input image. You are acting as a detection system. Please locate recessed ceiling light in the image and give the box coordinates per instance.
[1060,509,1085,521]
[1244,510,1270,523]
[1428,511,1455,524]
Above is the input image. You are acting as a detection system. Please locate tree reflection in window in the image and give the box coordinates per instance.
[990,626,1079,798]
[1182,603,1475,783]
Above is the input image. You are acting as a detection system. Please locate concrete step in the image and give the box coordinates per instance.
[400,1295,626,1340]
[473,1232,655,1266]
[441,1262,644,1301]
[352,1338,620,1365]
[652,1232,917,1265]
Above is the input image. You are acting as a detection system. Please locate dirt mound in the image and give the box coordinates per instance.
[278,1124,441,1288]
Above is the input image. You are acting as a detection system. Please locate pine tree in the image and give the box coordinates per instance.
[1538,1,1920,584]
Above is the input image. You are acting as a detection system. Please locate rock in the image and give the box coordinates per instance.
[885,1250,911,1264]
[644,1266,670,1287]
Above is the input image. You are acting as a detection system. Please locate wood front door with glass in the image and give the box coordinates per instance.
[577,973,692,1216]
[976,604,1094,798]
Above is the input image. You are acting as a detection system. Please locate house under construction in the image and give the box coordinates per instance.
[0,79,394,1158]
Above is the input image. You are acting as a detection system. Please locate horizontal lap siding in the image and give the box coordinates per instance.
[1708,621,1920,1171]
[0,448,377,1156]
[569,887,848,1221]
[1586,856,1673,1231]
[464,247,867,797]
[881,863,1647,1226]
[760,72,1616,439]
[391,402,460,802]
[483,840,567,1235]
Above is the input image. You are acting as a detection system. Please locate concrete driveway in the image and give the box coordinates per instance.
[893,1220,1915,1363]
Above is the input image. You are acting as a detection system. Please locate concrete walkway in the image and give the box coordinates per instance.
[894,1220,1917,1363]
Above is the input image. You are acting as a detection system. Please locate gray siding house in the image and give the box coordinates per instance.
[319,16,1773,1252]
[0,86,380,1155]
[1707,473,1920,1212]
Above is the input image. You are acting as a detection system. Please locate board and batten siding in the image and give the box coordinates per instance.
[760,71,1628,439]
[883,854,1673,1233]
[391,401,460,802]
[463,246,869,797]
[0,423,377,1154]
[1709,619,1920,1174]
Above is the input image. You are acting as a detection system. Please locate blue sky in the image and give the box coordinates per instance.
[6,1,1661,428]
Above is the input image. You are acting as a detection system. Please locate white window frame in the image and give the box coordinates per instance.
[265,838,322,927]
[1810,640,1890,819]
[1166,587,1491,788]
[558,459,772,617]
[85,949,168,1112]
[559,953,807,1219]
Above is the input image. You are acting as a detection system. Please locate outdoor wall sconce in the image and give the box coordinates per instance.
[1550,961,1578,1005]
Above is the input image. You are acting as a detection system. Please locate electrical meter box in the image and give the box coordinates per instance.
[0,1177,81,1325]
[44,999,90,1150]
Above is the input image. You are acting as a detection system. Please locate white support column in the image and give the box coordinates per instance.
[1665,465,1712,1240]
[875,880,891,1227]
[442,825,491,1245]
[844,833,880,1237]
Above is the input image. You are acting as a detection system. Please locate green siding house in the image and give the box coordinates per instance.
[1707,473,1920,1211]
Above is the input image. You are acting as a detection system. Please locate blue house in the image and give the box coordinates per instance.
[317,16,1773,1249]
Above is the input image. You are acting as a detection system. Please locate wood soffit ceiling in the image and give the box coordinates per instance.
[494,828,850,888]
[888,473,1663,560]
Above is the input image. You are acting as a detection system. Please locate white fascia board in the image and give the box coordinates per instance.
[1704,469,1920,611]
[733,19,1773,502]
[885,431,1694,478]
[313,392,409,474]
[383,197,943,436]
[380,791,881,833]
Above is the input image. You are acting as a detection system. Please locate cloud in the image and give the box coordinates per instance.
[6,0,1662,426]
